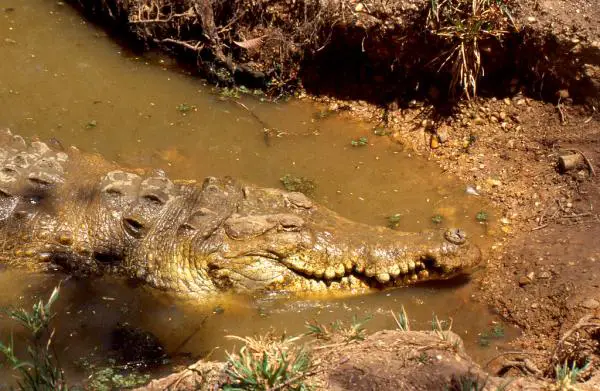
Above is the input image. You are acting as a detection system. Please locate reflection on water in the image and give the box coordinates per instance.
[0,0,511,386]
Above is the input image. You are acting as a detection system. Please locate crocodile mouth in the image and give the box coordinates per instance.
[285,256,462,293]
[221,245,479,294]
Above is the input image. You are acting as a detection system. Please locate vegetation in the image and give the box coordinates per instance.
[426,0,516,98]
[391,306,410,331]
[350,137,369,147]
[431,214,444,224]
[447,373,488,391]
[478,323,505,347]
[223,334,314,391]
[475,210,489,222]
[387,213,402,229]
[0,286,69,390]
[280,174,317,196]
[554,360,589,390]
[176,103,194,113]
[77,357,150,391]
[305,315,372,343]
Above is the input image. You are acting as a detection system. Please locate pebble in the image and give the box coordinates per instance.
[473,117,486,125]
[437,128,450,143]
[527,16,537,23]
[466,186,480,196]
[487,178,502,187]
[538,271,552,279]
[581,298,600,309]
[518,275,532,286]
[557,89,570,99]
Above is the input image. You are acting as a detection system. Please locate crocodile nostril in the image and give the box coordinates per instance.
[444,228,467,245]
[123,217,146,238]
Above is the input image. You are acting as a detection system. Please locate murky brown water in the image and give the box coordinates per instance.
[0,0,513,386]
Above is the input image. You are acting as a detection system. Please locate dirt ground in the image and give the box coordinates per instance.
[139,330,597,390]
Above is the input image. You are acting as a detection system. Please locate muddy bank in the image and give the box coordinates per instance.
[137,329,600,390]
[67,0,600,106]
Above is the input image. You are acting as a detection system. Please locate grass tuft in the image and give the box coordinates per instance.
[0,286,70,390]
[305,315,371,343]
[223,333,314,391]
[426,0,516,98]
[554,360,589,390]
[391,306,410,331]
[280,174,317,196]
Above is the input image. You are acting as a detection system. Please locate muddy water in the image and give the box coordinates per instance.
[1,0,512,386]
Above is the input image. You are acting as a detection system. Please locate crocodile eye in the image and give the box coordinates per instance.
[141,193,166,206]
[103,186,124,197]
[123,216,146,238]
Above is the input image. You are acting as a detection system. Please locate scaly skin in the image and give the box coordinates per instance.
[0,129,480,298]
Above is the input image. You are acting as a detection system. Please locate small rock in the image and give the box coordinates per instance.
[430,135,440,149]
[538,271,552,279]
[436,127,450,143]
[519,276,532,286]
[527,16,537,23]
[500,217,510,225]
[531,303,539,309]
[466,186,480,196]
[355,2,364,12]
[473,116,485,125]
[557,89,570,99]
[487,178,502,187]
[581,298,600,309]
[527,272,535,280]
[3,38,17,44]
[498,111,507,121]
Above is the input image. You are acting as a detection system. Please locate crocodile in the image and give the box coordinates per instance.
[0,129,480,297]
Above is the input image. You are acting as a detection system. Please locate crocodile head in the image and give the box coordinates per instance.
[0,130,478,297]
[82,172,481,297]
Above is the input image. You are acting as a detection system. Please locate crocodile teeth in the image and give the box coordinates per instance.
[335,263,345,278]
[324,267,336,280]
[408,260,416,271]
[364,267,376,278]
[388,264,401,278]
[376,273,391,283]
[399,262,409,274]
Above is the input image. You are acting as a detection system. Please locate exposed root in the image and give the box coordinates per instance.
[552,314,600,367]
[68,0,600,104]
